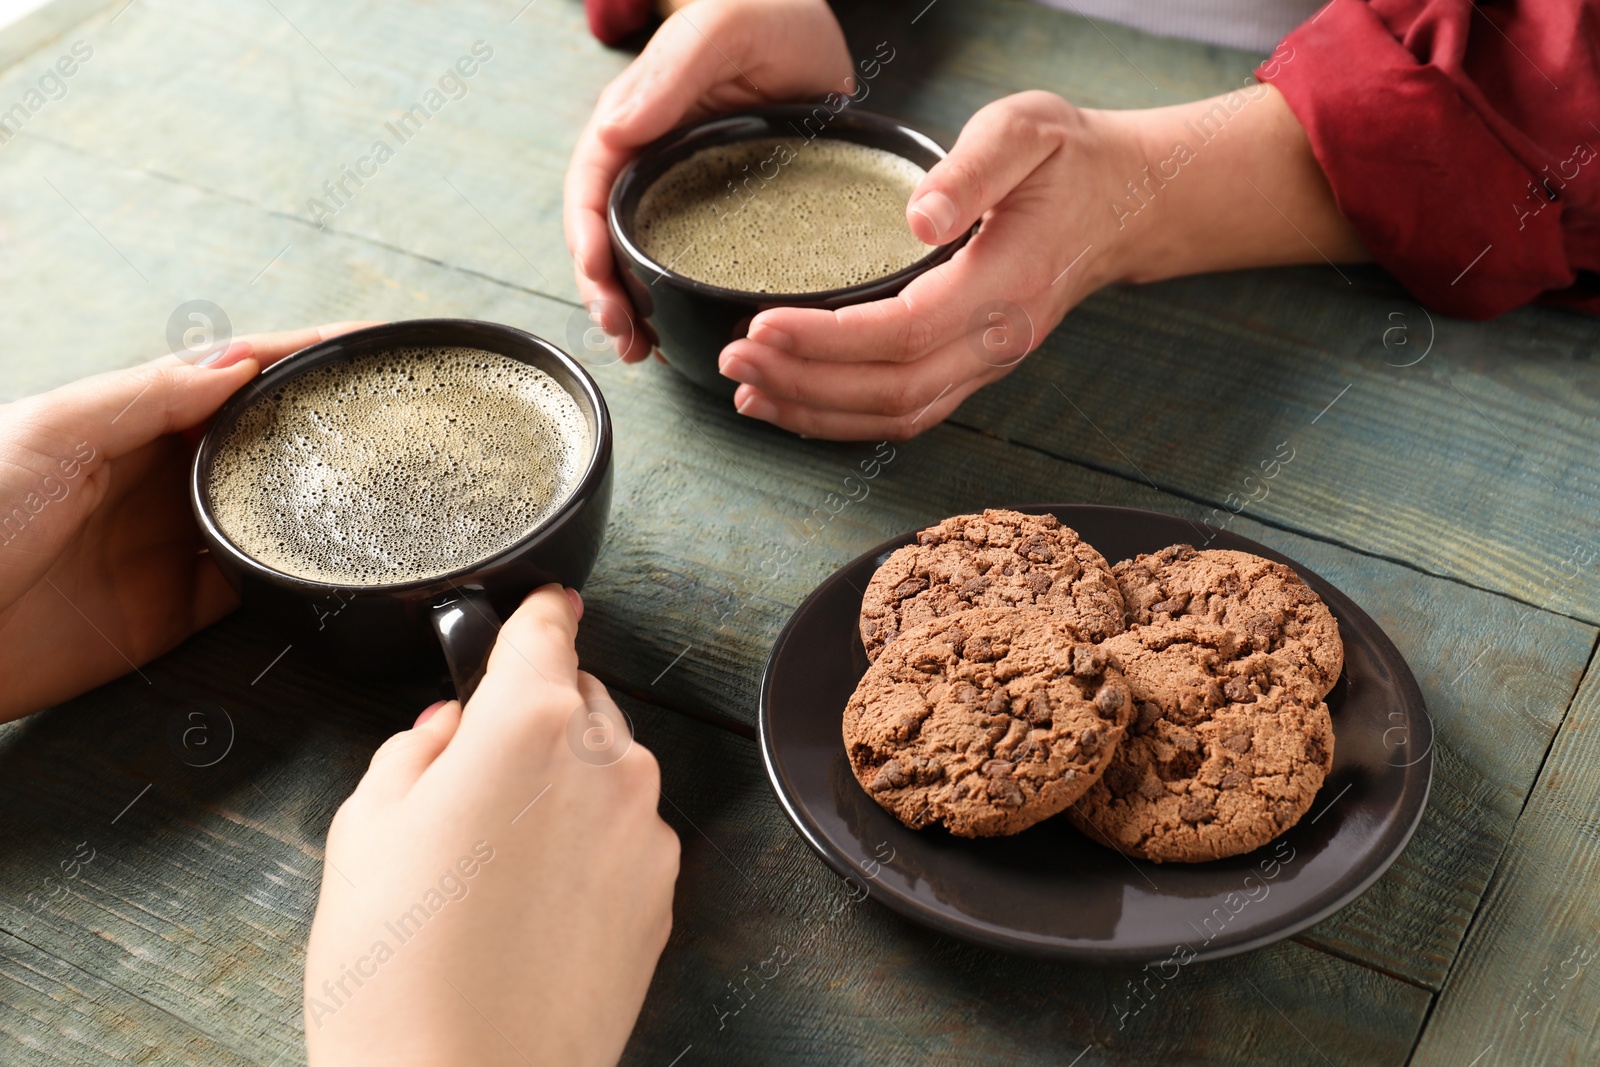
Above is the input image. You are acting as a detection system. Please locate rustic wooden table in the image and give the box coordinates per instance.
[2,0,1597,1063]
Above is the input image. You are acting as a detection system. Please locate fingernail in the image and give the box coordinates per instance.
[415,700,447,727]
[908,191,959,242]
[596,303,627,337]
[748,323,793,351]
[718,353,764,388]
[199,340,252,368]
[735,389,778,423]
[565,586,584,621]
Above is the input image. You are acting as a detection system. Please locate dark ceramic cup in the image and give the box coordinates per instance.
[608,104,972,397]
[189,319,613,702]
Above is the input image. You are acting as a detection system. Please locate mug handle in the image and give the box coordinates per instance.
[429,589,501,702]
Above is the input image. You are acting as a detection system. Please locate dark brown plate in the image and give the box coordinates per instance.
[757,505,1432,964]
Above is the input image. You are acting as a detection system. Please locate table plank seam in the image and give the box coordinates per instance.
[1291,934,1439,994]
[942,415,1600,629]
[1408,632,1600,1067]
[0,0,1585,1060]
[611,674,1459,997]
[9,124,590,321]
[0,924,264,1061]
[23,114,1595,643]
[1406,979,1448,1066]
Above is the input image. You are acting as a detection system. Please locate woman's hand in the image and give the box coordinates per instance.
[718,85,1368,440]
[564,0,852,360]
[304,586,679,1067]
[717,91,1141,440]
[0,322,376,721]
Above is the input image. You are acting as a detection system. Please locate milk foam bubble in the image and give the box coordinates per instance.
[208,346,590,585]
[633,137,928,294]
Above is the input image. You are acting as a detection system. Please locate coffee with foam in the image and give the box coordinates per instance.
[207,347,590,586]
[633,137,928,294]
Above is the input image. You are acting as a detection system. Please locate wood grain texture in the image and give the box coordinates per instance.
[0,927,256,1066]
[0,663,1433,1067]
[835,3,1600,625]
[6,0,1594,626]
[0,0,1593,1062]
[626,694,1437,1067]
[951,278,1600,626]
[0,611,442,1065]
[0,0,617,338]
[0,139,1589,1003]
[1410,655,1600,1067]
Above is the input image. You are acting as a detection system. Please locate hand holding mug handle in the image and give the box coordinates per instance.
[430,589,502,702]
[430,585,586,703]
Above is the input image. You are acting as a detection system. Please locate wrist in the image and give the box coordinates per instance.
[1087,85,1369,287]
[1071,105,1164,291]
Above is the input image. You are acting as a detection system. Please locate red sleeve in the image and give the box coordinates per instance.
[1259,0,1600,318]
[585,0,655,47]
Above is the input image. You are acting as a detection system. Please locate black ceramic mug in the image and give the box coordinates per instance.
[189,319,613,701]
[608,104,973,397]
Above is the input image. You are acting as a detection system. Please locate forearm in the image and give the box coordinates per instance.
[1094,84,1370,286]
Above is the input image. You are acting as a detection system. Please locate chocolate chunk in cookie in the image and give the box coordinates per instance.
[1114,546,1343,698]
[859,510,1125,662]
[1068,619,1335,862]
[843,607,1133,838]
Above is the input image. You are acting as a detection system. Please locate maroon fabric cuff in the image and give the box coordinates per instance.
[1259,0,1576,319]
[586,0,655,47]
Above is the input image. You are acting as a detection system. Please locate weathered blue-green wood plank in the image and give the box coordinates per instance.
[0,609,427,1065]
[0,0,1593,1062]
[0,634,1431,1067]
[1411,653,1600,1066]
[0,927,255,1066]
[953,279,1600,626]
[7,0,1594,628]
[0,148,1585,1000]
[623,695,1432,1067]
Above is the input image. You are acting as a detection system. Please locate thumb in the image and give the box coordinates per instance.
[25,347,262,466]
[906,91,1073,245]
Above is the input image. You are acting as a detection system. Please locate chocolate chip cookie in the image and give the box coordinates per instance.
[1067,619,1335,862]
[859,510,1125,662]
[1114,545,1343,698]
[843,607,1133,838]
